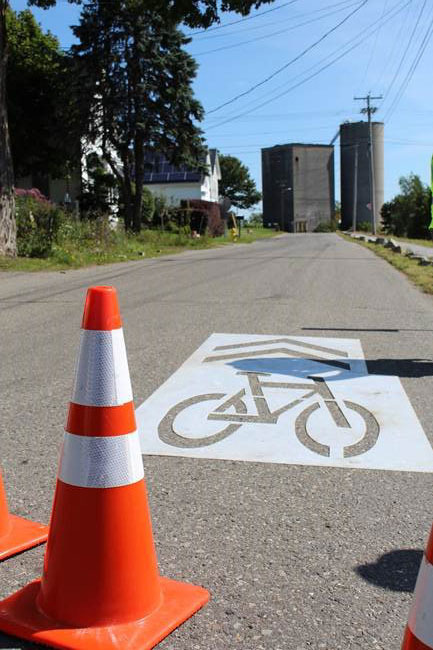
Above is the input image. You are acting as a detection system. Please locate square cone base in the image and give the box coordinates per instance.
[0,577,209,650]
[0,515,48,562]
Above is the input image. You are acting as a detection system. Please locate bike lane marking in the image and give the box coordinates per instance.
[136,333,433,473]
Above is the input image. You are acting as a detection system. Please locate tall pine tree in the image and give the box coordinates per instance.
[73,0,205,232]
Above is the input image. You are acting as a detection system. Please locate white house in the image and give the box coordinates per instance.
[16,148,221,210]
[142,149,221,206]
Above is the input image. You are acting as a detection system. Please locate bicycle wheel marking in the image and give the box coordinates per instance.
[158,393,242,448]
[136,333,433,473]
[295,403,330,457]
[342,401,380,458]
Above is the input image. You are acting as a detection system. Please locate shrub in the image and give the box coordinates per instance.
[248,212,263,227]
[141,187,155,226]
[381,174,431,238]
[15,188,50,203]
[15,190,66,257]
[56,214,113,249]
[357,221,372,232]
[152,195,170,229]
[314,221,337,233]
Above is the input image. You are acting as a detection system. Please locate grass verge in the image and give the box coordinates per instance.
[0,226,279,272]
[341,234,433,295]
[351,232,433,249]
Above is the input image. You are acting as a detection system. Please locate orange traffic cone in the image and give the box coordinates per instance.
[0,470,48,561]
[0,286,209,649]
[402,526,433,649]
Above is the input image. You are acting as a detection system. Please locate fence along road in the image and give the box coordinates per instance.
[1,232,433,648]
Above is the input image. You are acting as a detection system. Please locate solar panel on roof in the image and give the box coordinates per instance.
[184,172,201,182]
[141,151,203,184]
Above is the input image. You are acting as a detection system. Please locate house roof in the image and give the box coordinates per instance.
[208,149,221,180]
[142,149,220,185]
[142,152,201,184]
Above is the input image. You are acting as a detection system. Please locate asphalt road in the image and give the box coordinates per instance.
[1,232,433,649]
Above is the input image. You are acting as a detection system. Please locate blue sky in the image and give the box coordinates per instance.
[10,0,433,207]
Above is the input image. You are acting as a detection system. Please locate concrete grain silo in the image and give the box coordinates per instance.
[340,121,384,230]
[261,143,334,232]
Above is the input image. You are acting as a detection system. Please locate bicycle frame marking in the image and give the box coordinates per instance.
[158,371,379,458]
[208,372,350,427]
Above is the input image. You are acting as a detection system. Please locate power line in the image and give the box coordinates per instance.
[206,109,353,122]
[212,125,348,137]
[373,0,412,89]
[210,138,433,156]
[193,1,361,57]
[186,0,301,36]
[203,0,408,125]
[207,0,369,115]
[205,0,410,130]
[384,9,433,120]
[190,0,356,41]
[358,0,389,90]
[380,0,427,111]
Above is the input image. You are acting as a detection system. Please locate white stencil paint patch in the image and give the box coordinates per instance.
[136,334,433,472]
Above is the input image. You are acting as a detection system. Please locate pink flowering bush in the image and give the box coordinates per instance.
[15,187,51,204]
[15,189,65,257]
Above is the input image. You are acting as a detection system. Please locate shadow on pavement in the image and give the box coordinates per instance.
[0,635,38,649]
[356,549,423,592]
[366,359,433,378]
[302,327,433,333]
[228,357,433,379]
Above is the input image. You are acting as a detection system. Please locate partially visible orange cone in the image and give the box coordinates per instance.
[0,470,48,561]
[402,526,433,649]
[0,286,209,650]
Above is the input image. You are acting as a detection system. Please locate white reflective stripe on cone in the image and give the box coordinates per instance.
[408,555,433,648]
[59,432,144,488]
[72,328,133,407]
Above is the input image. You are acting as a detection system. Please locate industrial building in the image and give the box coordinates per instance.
[340,121,384,231]
[261,143,335,232]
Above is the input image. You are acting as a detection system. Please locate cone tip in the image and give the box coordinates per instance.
[81,286,122,331]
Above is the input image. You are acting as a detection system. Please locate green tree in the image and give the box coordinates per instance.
[80,153,117,215]
[29,0,275,27]
[72,2,205,232]
[0,0,275,255]
[381,173,431,238]
[248,211,263,226]
[6,9,77,182]
[219,154,261,209]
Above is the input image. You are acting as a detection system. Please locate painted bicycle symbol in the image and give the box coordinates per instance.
[158,371,380,458]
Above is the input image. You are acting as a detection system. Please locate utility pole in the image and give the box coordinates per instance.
[354,93,382,235]
[352,144,358,232]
